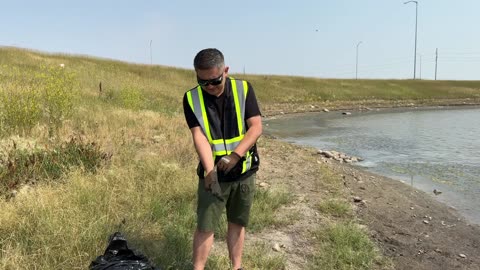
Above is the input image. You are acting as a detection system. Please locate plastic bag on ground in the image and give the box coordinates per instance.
[89,231,161,270]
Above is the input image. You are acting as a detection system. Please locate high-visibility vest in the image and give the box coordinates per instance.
[186,77,254,175]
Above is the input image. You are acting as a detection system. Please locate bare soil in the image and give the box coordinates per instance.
[245,105,480,270]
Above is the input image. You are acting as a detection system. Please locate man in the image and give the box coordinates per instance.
[183,48,262,270]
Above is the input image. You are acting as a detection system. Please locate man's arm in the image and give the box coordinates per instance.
[190,126,215,175]
[233,115,262,157]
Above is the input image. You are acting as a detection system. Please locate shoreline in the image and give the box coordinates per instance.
[261,98,480,118]
[260,101,480,269]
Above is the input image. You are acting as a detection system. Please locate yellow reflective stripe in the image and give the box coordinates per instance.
[187,91,194,112]
[243,81,248,98]
[197,86,213,143]
[241,151,252,173]
[212,138,224,144]
[225,135,244,144]
[231,79,244,135]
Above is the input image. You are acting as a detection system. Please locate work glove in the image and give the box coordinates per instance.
[205,167,223,200]
[217,152,241,174]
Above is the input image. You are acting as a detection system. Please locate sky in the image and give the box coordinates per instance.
[2,0,480,80]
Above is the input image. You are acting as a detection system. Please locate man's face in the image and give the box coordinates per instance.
[196,66,229,97]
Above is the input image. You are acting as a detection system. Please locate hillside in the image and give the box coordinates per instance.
[1,47,480,269]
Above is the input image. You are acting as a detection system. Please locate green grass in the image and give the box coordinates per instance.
[309,222,392,270]
[317,199,352,218]
[0,47,477,269]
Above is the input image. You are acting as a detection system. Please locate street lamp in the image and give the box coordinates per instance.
[404,1,418,79]
[356,41,362,80]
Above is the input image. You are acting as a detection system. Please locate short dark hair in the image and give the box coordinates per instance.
[193,48,224,70]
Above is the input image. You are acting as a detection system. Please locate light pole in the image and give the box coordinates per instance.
[150,40,153,65]
[418,53,422,79]
[356,41,362,80]
[404,1,418,79]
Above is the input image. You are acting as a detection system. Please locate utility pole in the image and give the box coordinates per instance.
[150,40,153,65]
[435,48,438,80]
[356,41,362,80]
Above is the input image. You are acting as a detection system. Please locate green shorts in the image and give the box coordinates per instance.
[196,174,256,232]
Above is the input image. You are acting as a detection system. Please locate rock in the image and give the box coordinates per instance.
[423,220,430,224]
[323,108,329,112]
[353,196,362,202]
[322,151,334,158]
[272,243,281,252]
[433,189,442,195]
[342,112,352,115]
[258,182,269,188]
[459,253,467,258]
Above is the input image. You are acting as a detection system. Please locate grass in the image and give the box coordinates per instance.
[309,222,392,270]
[0,136,110,195]
[317,199,352,218]
[0,47,478,269]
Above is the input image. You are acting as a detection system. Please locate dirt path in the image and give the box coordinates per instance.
[248,135,480,270]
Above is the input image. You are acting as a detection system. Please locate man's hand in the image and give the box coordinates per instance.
[217,152,241,174]
[204,167,222,199]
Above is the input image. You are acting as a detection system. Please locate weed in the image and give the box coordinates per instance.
[0,136,111,195]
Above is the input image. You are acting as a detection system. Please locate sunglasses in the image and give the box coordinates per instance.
[197,73,223,87]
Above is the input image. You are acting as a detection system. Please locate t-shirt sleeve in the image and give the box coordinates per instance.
[183,93,200,129]
[245,82,261,120]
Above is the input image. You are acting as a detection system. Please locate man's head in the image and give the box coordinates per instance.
[194,48,229,97]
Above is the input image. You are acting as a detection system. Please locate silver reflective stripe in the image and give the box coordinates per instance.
[230,78,247,135]
[230,79,251,172]
[189,87,208,140]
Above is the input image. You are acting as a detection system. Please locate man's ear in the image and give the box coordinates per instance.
[224,66,229,75]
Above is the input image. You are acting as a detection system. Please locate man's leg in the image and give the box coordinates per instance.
[227,222,245,269]
[193,229,214,270]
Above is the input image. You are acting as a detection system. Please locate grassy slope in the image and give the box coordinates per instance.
[0,47,479,269]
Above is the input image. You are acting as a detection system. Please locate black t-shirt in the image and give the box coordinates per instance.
[183,77,261,130]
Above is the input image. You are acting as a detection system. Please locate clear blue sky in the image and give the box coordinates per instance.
[2,0,480,80]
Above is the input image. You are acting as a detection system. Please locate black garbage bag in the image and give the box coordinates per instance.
[89,232,161,270]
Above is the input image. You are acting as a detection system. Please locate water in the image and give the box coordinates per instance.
[264,107,480,224]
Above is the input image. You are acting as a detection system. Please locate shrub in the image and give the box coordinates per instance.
[0,65,78,137]
[119,87,144,110]
[37,65,78,129]
[0,136,111,196]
